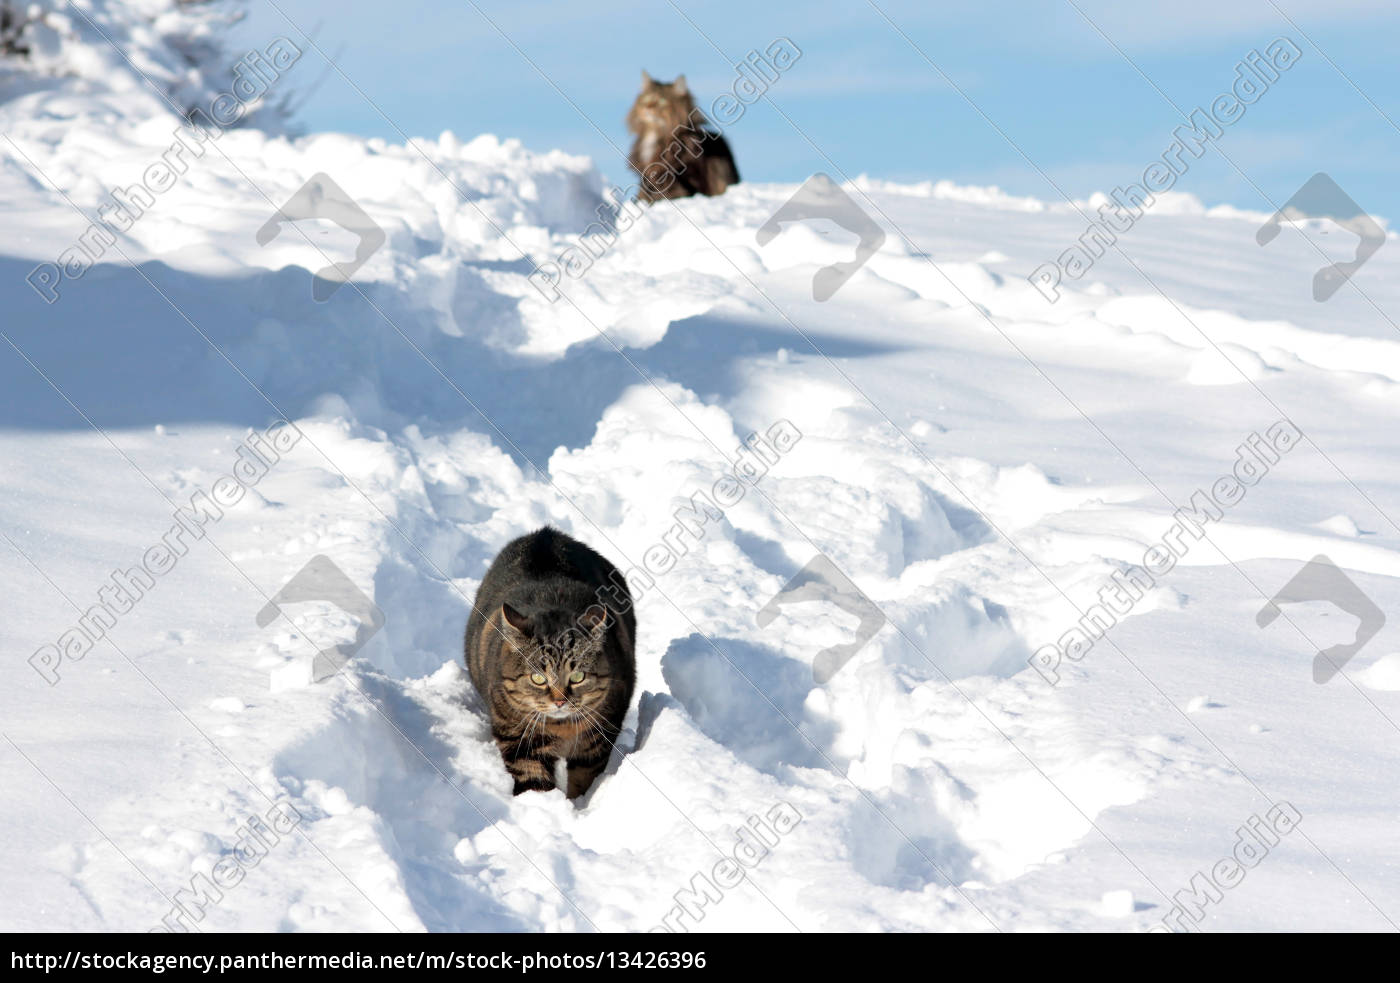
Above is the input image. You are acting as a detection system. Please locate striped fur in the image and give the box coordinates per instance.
[627,73,739,202]
[465,527,636,799]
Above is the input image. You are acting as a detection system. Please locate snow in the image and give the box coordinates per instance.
[3,16,1400,934]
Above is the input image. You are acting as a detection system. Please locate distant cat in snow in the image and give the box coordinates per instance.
[627,72,740,202]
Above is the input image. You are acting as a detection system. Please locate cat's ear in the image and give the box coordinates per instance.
[501,603,532,636]
[580,604,610,639]
[672,74,687,95]
[641,69,652,87]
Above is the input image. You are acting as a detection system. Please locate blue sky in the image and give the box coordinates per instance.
[233,0,1400,222]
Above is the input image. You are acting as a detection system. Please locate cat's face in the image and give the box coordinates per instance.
[496,603,617,721]
[630,72,694,130]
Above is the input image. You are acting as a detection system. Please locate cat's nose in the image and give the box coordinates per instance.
[553,699,567,708]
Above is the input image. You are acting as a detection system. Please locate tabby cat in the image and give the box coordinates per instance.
[465,527,636,799]
[627,71,740,202]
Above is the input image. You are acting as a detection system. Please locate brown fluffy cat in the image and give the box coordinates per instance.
[465,527,636,799]
[627,72,739,202]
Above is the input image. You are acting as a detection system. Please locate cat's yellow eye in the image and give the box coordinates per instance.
[529,673,547,686]
[569,670,585,684]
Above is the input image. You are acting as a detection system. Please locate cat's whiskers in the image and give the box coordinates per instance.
[516,709,543,751]
[569,699,608,742]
